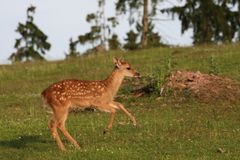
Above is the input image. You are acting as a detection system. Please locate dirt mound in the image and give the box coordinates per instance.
[162,71,240,103]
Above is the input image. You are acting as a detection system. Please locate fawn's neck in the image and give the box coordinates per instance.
[105,68,125,98]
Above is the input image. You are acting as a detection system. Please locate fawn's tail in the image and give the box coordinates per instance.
[41,89,53,114]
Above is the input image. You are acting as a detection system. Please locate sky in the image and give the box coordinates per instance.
[0,0,192,64]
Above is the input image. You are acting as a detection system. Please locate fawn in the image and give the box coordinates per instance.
[41,57,140,151]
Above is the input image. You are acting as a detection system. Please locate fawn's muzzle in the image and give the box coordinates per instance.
[134,72,141,78]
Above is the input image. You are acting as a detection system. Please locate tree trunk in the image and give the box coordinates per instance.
[142,0,148,48]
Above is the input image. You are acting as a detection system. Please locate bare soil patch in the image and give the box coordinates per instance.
[134,71,240,103]
[163,71,240,102]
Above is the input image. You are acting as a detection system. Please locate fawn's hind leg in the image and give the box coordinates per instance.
[57,109,80,149]
[48,115,66,151]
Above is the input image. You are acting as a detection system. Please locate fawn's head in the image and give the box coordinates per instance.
[113,57,140,78]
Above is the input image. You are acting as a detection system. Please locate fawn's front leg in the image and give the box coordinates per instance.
[112,101,137,126]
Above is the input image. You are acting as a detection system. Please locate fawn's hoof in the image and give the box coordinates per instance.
[132,119,137,126]
[103,128,111,134]
[74,144,81,150]
[59,147,67,152]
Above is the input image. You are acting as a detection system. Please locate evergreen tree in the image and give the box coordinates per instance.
[162,0,240,44]
[123,30,139,50]
[108,34,121,50]
[78,0,119,53]
[9,5,51,62]
[78,13,102,48]
[65,38,80,59]
[136,21,162,47]
[116,0,163,48]
[123,20,162,50]
[237,27,240,42]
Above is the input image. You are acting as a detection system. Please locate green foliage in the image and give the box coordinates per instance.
[115,0,163,48]
[86,13,96,23]
[136,21,163,48]
[237,27,240,42]
[73,1,105,53]
[162,0,240,44]
[208,55,220,75]
[9,5,51,62]
[78,8,102,48]
[108,34,121,50]
[115,0,162,23]
[71,0,119,55]
[78,24,101,47]
[139,54,173,96]
[65,38,80,59]
[123,30,139,50]
[124,21,163,50]
[107,17,119,28]
[140,68,165,96]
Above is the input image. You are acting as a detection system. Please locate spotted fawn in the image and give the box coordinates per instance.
[41,57,140,151]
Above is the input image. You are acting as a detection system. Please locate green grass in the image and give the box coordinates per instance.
[0,44,240,159]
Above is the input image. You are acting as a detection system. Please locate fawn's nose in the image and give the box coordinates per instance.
[134,72,141,78]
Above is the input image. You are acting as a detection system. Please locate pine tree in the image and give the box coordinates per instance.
[9,5,51,62]
[65,38,80,59]
[162,0,240,44]
[123,30,139,50]
[78,0,119,53]
[108,34,121,50]
[136,21,162,47]
[78,13,102,48]
[116,0,163,48]
[238,28,240,42]
[123,20,162,50]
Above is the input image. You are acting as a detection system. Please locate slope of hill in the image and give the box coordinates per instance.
[0,44,240,159]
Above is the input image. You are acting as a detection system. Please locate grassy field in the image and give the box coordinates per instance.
[0,44,240,160]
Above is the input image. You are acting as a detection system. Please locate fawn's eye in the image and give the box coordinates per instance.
[126,67,131,70]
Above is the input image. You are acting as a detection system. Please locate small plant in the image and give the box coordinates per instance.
[151,67,166,95]
[166,55,173,74]
[208,55,219,75]
[133,66,168,97]
[132,56,174,97]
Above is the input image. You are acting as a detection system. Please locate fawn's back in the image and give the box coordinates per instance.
[42,79,111,109]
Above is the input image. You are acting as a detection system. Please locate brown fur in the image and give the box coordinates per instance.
[41,58,140,151]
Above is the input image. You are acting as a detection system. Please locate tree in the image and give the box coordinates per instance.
[78,0,119,53]
[116,0,163,48]
[123,30,139,50]
[238,28,240,42]
[123,20,162,50]
[136,21,162,47]
[162,0,240,44]
[65,38,80,59]
[9,5,51,62]
[108,34,121,50]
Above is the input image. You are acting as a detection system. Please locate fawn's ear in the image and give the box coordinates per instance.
[113,57,122,68]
